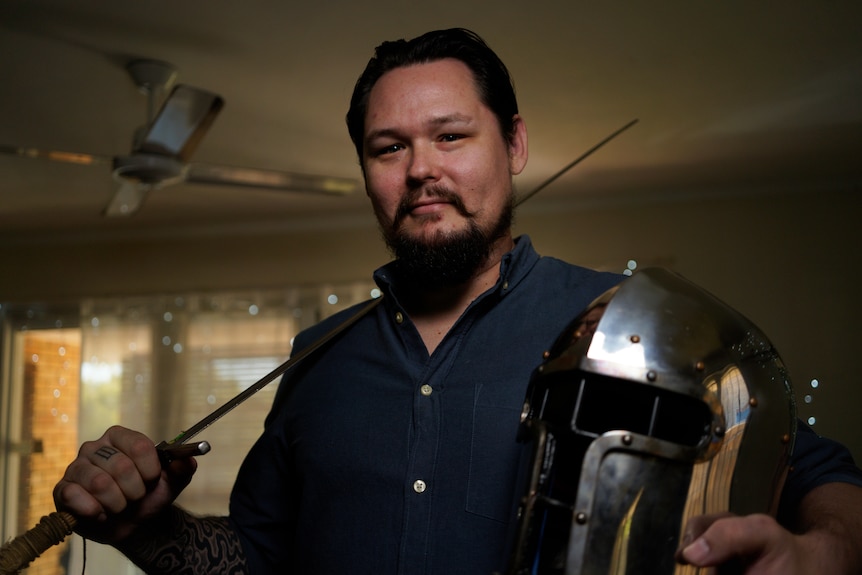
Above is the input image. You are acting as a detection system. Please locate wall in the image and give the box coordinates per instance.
[1,186,859,461]
[518,187,861,462]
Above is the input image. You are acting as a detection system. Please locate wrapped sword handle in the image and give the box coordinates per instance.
[0,511,76,575]
[0,440,210,574]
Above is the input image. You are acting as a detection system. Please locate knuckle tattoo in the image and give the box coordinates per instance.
[94,446,119,460]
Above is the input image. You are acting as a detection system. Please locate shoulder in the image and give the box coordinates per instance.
[531,255,624,296]
[497,255,624,343]
[292,298,382,354]
[513,235,622,291]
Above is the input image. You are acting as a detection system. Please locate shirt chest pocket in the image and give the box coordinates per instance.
[466,395,525,523]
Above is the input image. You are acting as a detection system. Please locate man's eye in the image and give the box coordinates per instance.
[440,134,464,143]
[374,144,403,156]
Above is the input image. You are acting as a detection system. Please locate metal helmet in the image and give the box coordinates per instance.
[503,268,796,575]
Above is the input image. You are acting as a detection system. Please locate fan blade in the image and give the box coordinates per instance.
[185,163,359,195]
[135,84,224,162]
[0,144,112,166]
[104,180,151,217]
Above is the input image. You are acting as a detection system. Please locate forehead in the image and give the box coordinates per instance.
[365,59,484,127]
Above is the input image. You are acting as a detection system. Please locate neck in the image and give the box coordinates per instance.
[402,234,514,353]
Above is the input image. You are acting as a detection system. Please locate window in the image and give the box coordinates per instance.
[0,282,375,574]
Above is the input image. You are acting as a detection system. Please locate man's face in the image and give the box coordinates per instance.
[361,58,527,268]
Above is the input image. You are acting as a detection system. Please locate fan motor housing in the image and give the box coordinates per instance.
[112,154,186,185]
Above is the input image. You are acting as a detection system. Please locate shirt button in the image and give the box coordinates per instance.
[413,479,427,493]
[420,384,433,396]
[395,311,404,324]
[502,280,509,290]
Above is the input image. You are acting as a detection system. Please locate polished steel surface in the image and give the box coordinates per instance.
[505,268,796,574]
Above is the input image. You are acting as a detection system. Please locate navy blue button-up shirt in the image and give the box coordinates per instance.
[229,236,621,573]
[229,235,862,573]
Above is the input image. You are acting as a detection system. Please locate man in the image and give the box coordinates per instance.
[54,28,862,574]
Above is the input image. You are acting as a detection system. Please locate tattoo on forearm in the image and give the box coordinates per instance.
[120,506,248,575]
[94,446,118,460]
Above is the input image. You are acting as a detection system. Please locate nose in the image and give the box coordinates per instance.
[406,143,438,186]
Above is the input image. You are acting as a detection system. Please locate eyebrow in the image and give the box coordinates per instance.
[428,113,473,127]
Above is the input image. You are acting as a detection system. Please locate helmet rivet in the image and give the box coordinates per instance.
[714,425,726,437]
[695,361,705,371]
[622,434,633,445]
[630,335,641,343]
[543,350,550,359]
[749,397,758,408]
[575,512,588,524]
[646,370,657,382]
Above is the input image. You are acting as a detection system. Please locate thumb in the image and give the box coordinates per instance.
[163,455,198,495]
[675,512,734,563]
[679,514,785,567]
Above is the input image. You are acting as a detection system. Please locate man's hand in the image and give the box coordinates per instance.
[677,513,813,574]
[53,425,197,544]
[677,483,862,574]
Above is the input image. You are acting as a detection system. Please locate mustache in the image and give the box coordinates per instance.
[393,185,475,226]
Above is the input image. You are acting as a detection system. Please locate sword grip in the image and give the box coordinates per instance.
[0,511,76,575]
[156,440,211,465]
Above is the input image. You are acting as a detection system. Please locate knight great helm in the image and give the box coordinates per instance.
[504,268,797,575]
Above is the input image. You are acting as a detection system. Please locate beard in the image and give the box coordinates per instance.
[380,186,514,290]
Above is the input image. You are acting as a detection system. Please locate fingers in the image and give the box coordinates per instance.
[678,513,791,568]
[53,479,107,521]
[53,426,202,544]
[54,426,161,518]
[101,425,163,483]
[679,512,735,545]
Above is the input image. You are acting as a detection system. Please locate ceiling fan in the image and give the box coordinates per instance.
[0,59,359,217]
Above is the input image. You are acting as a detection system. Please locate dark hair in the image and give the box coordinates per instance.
[346,28,519,161]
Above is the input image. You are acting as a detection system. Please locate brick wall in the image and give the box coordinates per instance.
[21,332,81,575]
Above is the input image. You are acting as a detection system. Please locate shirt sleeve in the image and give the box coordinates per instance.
[777,421,862,525]
[229,399,298,572]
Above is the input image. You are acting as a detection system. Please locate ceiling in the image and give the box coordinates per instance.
[1,1,860,243]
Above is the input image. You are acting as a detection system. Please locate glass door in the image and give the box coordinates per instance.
[1,304,81,575]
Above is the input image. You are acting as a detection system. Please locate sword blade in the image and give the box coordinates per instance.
[157,297,382,450]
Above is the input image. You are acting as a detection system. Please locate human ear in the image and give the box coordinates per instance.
[508,115,528,175]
